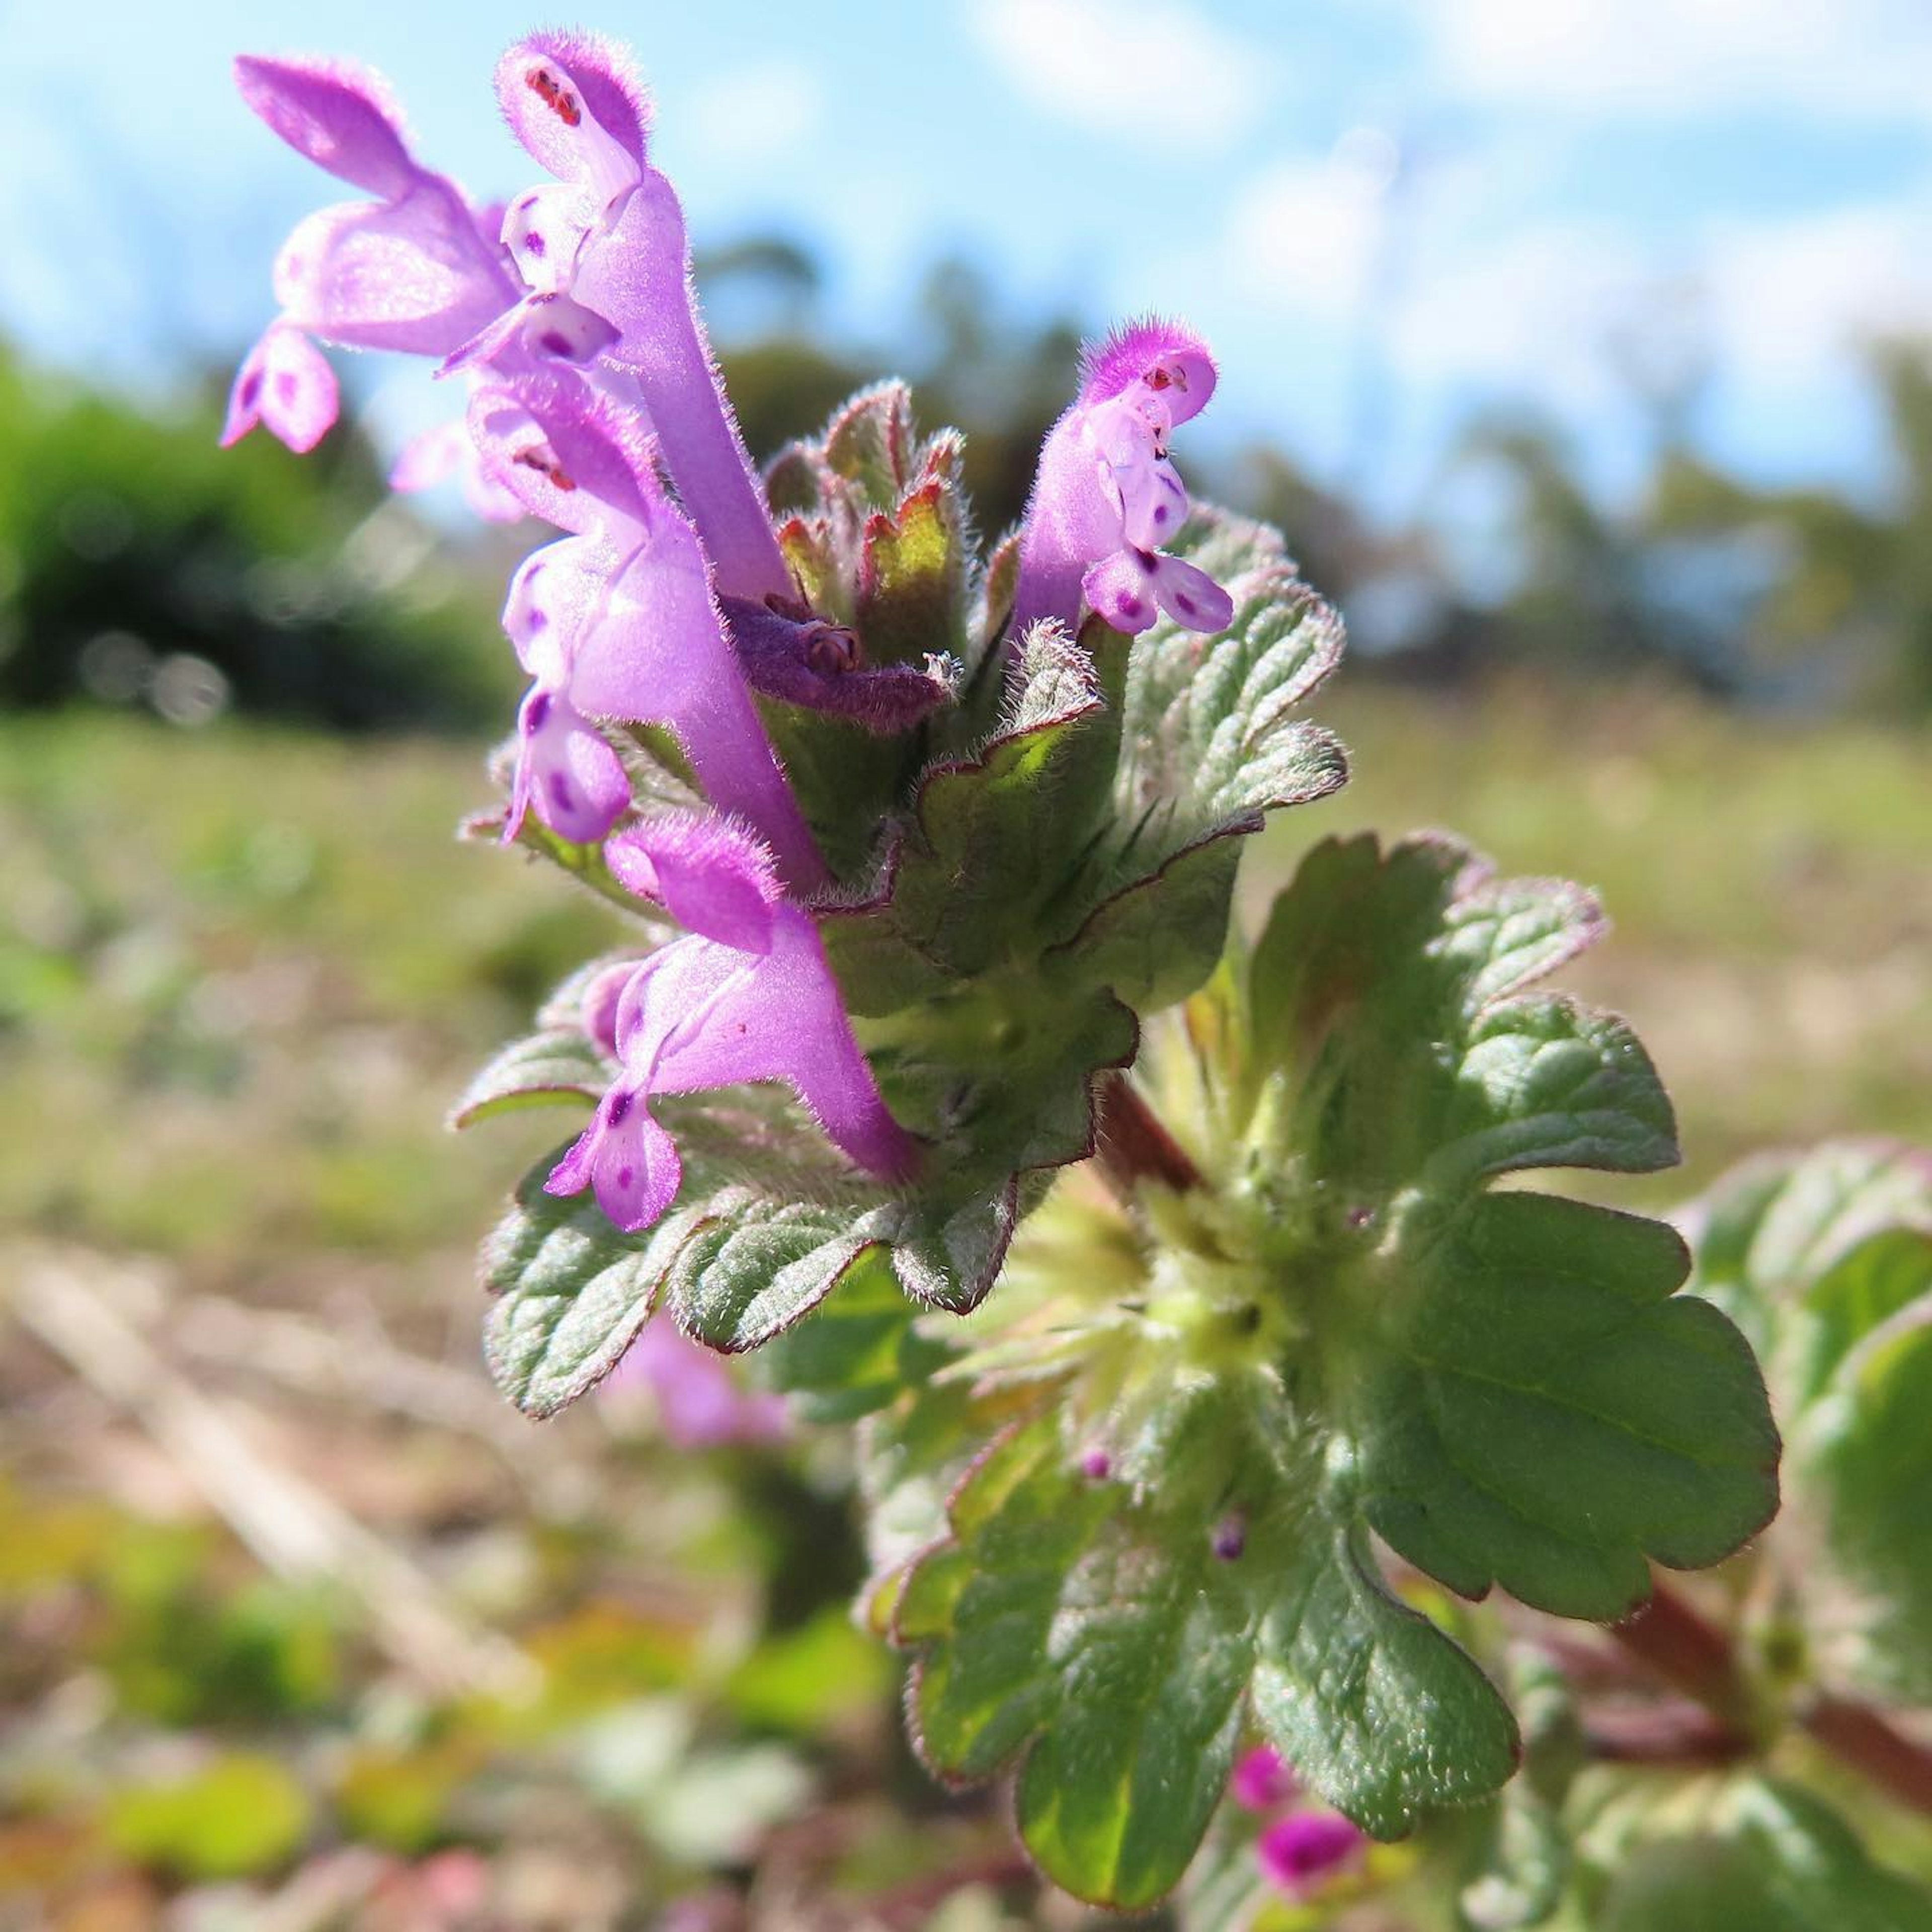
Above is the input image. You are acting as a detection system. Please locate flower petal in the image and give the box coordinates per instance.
[502,536,611,680]
[605,813,783,952]
[1079,315,1218,425]
[1080,549,1160,634]
[544,1084,682,1233]
[1255,1812,1363,1898]
[221,325,338,454]
[233,54,415,199]
[1149,553,1234,633]
[508,682,630,844]
[274,192,512,356]
[605,1320,787,1445]
[500,183,595,297]
[496,34,648,200]
[1229,1745,1296,1812]
[468,378,656,536]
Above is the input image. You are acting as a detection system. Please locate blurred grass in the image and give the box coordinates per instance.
[4,689,1926,1267]
[0,689,1927,1927]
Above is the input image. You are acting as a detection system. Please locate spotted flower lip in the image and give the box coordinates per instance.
[224,54,519,454]
[220,323,338,453]
[545,813,920,1234]
[1010,316,1234,642]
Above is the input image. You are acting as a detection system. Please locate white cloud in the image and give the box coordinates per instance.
[1202,127,1932,500]
[1220,139,1401,320]
[1421,0,1932,119]
[683,63,826,172]
[1386,221,1651,396]
[970,0,1270,150]
[1703,195,1932,383]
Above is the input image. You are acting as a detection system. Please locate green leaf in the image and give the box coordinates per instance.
[896,1410,1516,1907]
[822,381,918,509]
[665,1192,896,1352]
[1041,516,1345,1013]
[821,624,1107,1003]
[1357,1192,1778,1620]
[1247,1516,1519,1838]
[480,1150,698,1417]
[481,1119,1045,1414]
[1110,517,1347,861]
[1593,1780,1932,1932]
[449,1027,610,1128]
[879,831,1773,1893]
[1245,834,1675,1186]
[857,471,969,668]
[757,1256,952,1422]
[899,1414,1259,1907]
[1684,1142,1932,1697]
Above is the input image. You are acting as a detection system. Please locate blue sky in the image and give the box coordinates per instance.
[6,0,1931,524]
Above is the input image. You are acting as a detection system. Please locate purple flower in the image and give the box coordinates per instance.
[1011,318,1234,641]
[473,375,825,888]
[223,54,518,450]
[1255,1812,1364,1899]
[546,813,920,1233]
[1230,1742,1364,1901]
[387,416,526,523]
[484,32,793,604]
[1229,1744,1295,1813]
[604,1319,788,1446]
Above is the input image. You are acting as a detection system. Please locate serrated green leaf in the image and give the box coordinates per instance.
[1046,832,1241,1011]
[1358,1193,1778,1620]
[758,1255,953,1422]
[1245,834,1677,1185]
[896,1410,1516,1906]
[823,382,916,507]
[480,1151,698,1417]
[890,628,1107,975]
[449,1028,610,1129]
[857,476,966,667]
[1248,1517,1519,1839]
[1111,522,1347,858]
[666,1191,895,1352]
[899,1414,1259,1907]
[481,1122,1042,1414]
[1022,513,1346,1015]
[1593,1779,1932,1932]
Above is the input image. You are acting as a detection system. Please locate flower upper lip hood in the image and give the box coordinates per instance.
[487,31,789,606]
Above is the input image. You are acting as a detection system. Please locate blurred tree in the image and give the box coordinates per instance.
[1647,343,1932,712]
[0,349,509,730]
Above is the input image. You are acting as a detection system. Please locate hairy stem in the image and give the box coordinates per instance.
[1611,1577,1932,1815]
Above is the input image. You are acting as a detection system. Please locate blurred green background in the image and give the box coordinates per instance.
[3,16,1931,1916]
